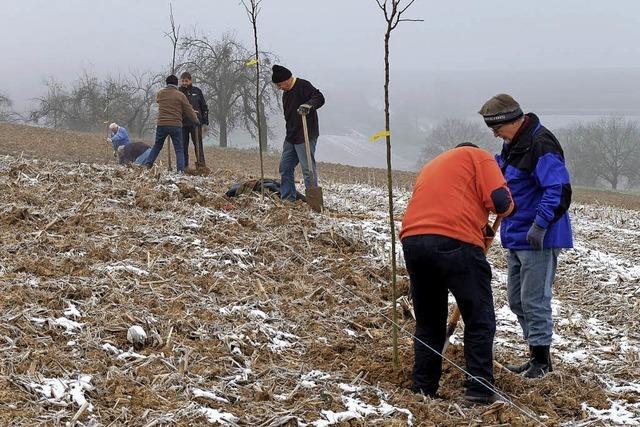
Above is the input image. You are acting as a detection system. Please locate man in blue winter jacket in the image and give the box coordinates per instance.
[108,123,131,154]
[479,94,573,379]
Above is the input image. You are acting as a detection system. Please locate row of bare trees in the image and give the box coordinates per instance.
[419,117,640,190]
[29,72,161,138]
[558,118,640,190]
[25,32,278,147]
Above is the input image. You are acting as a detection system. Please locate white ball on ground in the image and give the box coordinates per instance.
[127,325,147,350]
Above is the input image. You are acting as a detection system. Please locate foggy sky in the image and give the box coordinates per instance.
[2,0,640,115]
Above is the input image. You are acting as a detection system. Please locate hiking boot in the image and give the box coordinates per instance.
[506,345,533,374]
[464,390,501,404]
[523,345,553,379]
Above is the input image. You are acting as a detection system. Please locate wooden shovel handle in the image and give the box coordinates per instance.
[301,114,317,184]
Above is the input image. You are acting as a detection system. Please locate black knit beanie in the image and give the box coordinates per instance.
[166,75,179,86]
[478,94,524,126]
[272,65,292,84]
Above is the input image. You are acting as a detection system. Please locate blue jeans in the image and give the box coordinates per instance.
[507,249,561,346]
[144,126,185,172]
[279,139,317,201]
[134,148,152,165]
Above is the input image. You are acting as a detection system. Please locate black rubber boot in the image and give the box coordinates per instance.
[524,345,553,379]
[506,345,533,374]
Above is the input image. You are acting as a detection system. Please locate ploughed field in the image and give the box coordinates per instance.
[0,123,639,426]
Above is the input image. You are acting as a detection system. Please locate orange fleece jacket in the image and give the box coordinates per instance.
[400,147,513,249]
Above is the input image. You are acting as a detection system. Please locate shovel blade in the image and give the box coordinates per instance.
[305,186,324,212]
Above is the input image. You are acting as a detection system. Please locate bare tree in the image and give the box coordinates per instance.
[103,73,162,138]
[126,72,163,138]
[375,0,422,369]
[31,78,67,129]
[182,33,253,148]
[30,72,103,133]
[420,118,495,164]
[242,0,266,193]
[581,118,640,190]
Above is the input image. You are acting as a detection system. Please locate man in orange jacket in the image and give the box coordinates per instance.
[400,142,514,404]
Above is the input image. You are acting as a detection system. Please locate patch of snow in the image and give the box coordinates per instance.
[343,328,357,337]
[309,394,414,426]
[198,406,238,425]
[183,219,201,229]
[104,264,149,277]
[29,375,94,411]
[248,309,268,320]
[116,349,148,361]
[338,383,362,393]
[63,302,82,319]
[102,343,121,355]
[51,317,84,334]
[582,400,640,426]
[302,371,331,382]
[261,325,299,353]
[192,388,231,404]
[559,349,589,363]
[101,343,146,360]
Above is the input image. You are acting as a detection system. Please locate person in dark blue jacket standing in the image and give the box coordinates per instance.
[479,94,573,379]
[179,72,209,168]
[272,65,325,201]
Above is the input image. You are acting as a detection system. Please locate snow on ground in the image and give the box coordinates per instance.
[322,181,640,425]
[1,156,638,425]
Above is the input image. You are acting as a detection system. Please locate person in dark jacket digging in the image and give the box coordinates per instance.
[400,143,514,404]
[479,94,573,379]
[143,75,199,172]
[179,72,209,168]
[117,141,152,166]
[272,65,325,201]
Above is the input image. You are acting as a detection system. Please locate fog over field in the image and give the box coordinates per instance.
[1,0,640,171]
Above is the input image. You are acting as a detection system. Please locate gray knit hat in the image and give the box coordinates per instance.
[478,94,523,126]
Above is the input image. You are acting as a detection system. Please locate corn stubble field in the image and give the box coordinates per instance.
[0,123,639,426]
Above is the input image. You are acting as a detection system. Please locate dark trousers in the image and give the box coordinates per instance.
[182,126,205,167]
[402,234,496,395]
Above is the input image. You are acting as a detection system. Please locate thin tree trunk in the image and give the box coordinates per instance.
[383,28,399,370]
[220,119,228,148]
[259,100,268,150]
[250,3,266,200]
[166,3,179,171]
